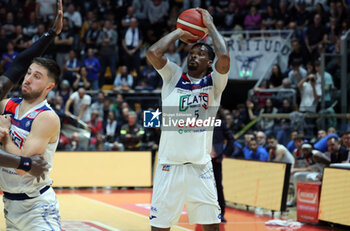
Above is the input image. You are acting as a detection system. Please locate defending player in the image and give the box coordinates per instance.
[0,0,63,181]
[146,8,230,231]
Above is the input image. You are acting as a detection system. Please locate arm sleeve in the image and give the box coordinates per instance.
[3,29,56,84]
[212,64,229,99]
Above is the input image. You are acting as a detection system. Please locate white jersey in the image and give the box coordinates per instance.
[157,59,228,165]
[277,144,295,168]
[0,98,58,197]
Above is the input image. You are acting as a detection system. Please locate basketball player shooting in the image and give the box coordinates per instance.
[146,8,230,231]
[0,0,63,181]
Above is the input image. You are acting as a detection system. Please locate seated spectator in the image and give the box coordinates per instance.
[113,65,133,92]
[267,134,295,167]
[89,133,107,151]
[275,98,293,146]
[84,48,101,91]
[326,136,349,163]
[88,110,103,137]
[252,80,272,108]
[341,131,350,163]
[245,138,269,161]
[289,143,330,206]
[65,87,92,123]
[73,66,91,91]
[275,78,295,106]
[56,80,72,106]
[256,98,278,137]
[288,39,309,69]
[104,111,119,143]
[256,131,268,152]
[120,111,145,151]
[268,64,284,89]
[91,91,105,119]
[66,132,88,151]
[287,130,299,153]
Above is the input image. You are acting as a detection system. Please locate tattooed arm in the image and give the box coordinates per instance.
[197,8,230,74]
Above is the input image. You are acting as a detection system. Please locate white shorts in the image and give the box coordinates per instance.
[3,187,61,231]
[150,161,221,228]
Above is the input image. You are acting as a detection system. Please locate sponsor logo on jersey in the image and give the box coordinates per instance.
[179,93,208,111]
[162,165,170,171]
[9,130,24,149]
[149,215,157,220]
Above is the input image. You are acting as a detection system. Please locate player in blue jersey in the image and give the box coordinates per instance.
[147,8,230,231]
[0,0,62,181]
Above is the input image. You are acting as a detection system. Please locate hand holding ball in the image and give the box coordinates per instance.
[176,8,208,43]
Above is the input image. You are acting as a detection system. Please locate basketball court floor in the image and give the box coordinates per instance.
[0,189,343,231]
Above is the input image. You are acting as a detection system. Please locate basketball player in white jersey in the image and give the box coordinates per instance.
[267,134,295,168]
[146,8,230,231]
[0,57,61,230]
[0,0,63,181]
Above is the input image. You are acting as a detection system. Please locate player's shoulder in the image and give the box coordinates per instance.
[35,110,60,125]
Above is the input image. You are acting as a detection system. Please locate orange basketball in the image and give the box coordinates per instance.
[176,8,208,43]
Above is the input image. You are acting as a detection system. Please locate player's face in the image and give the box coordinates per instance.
[187,45,211,73]
[22,63,52,100]
[267,139,276,149]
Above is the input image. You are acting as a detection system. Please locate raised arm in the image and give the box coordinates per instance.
[146,29,198,70]
[196,8,230,74]
[0,0,63,100]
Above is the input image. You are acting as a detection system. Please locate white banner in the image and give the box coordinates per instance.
[209,36,292,80]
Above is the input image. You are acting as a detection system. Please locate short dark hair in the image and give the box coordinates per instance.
[191,43,215,61]
[267,134,277,140]
[32,57,60,85]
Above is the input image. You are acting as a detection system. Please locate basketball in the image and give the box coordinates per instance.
[176,8,208,43]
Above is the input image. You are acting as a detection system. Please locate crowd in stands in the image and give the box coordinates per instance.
[0,1,349,175]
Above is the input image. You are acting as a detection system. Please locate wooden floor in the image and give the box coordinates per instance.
[0,189,344,231]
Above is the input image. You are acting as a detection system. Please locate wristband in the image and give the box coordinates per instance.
[18,157,32,172]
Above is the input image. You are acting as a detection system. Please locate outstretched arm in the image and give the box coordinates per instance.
[0,0,63,100]
[197,8,230,74]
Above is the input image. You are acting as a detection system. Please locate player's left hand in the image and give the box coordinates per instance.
[196,8,214,28]
[0,114,11,130]
[51,0,63,34]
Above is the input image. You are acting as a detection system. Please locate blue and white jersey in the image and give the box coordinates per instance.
[157,59,228,165]
[0,98,58,196]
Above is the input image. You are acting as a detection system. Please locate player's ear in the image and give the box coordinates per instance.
[208,60,213,68]
[46,82,55,91]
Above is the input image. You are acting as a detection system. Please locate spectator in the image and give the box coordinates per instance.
[269,64,284,89]
[221,2,239,31]
[244,6,261,30]
[121,17,143,76]
[84,48,101,90]
[288,60,307,89]
[164,42,181,66]
[62,49,81,86]
[287,130,299,153]
[276,98,293,146]
[289,143,330,206]
[65,87,92,123]
[256,131,268,151]
[288,39,309,68]
[113,65,133,92]
[88,110,103,137]
[326,136,349,163]
[73,66,91,91]
[82,20,100,53]
[305,14,327,60]
[66,132,88,151]
[0,41,18,72]
[97,19,118,88]
[89,133,107,151]
[262,4,277,29]
[31,23,45,43]
[80,11,97,40]
[63,3,82,32]
[3,12,16,38]
[54,17,74,68]
[146,0,169,42]
[297,73,321,113]
[104,111,119,143]
[56,79,72,106]
[91,91,105,119]
[133,0,148,22]
[23,11,38,39]
[245,138,269,161]
[314,60,335,107]
[120,111,145,150]
[135,58,162,90]
[267,134,295,167]
[314,133,339,153]
[291,0,310,29]
[183,0,201,10]
[12,25,31,52]
[256,98,278,137]
[275,78,295,106]
[341,131,350,163]
[35,0,56,22]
